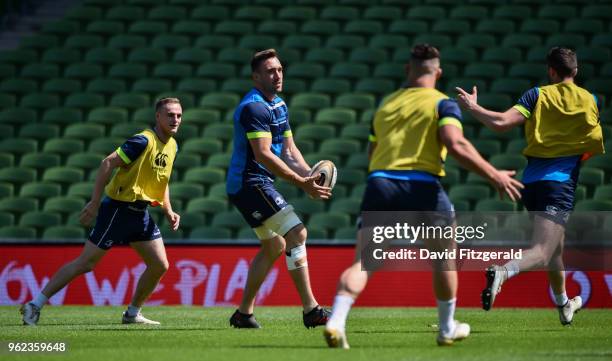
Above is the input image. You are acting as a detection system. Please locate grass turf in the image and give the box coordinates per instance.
[1,306,611,361]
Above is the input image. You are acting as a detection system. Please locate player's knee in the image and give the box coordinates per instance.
[284,224,307,249]
[149,258,169,275]
[262,237,285,259]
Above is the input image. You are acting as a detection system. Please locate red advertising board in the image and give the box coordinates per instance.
[1,245,611,308]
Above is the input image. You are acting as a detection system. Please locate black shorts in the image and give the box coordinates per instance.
[228,183,289,228]
[88,197,161,250]
[359,177,455,227]
[522,180,577,225]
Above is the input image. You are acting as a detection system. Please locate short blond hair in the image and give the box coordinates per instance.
[155,97,181,112]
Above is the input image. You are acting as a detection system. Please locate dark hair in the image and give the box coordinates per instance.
[155,97,181,112]
[410,44,440,61]
[251,48,278,72]
[547,47,577,78]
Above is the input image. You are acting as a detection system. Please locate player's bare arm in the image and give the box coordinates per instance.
[249,137,331,199]
[80,152,127,227]
[281,135,311,177]
[455,86,526,132]
[439,124,524,201]
[162,185,180,231]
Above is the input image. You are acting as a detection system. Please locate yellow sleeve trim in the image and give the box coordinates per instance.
[438,117,463,130]
[368,134,377,142]
[246,131,272,139]
[116,147,131,164]
[513,104,531,119]
[283,130,293,137]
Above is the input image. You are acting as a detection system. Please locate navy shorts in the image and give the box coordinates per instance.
[89,197,161,250]
[359,177,455,227]
[228,183,289,228]
[522,180,577,225]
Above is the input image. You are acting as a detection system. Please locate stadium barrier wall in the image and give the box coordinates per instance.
[1,244,611,308]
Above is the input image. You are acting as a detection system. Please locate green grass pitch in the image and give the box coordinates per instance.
[1,306,611,361]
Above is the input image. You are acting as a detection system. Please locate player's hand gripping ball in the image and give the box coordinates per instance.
[309,160,337,189]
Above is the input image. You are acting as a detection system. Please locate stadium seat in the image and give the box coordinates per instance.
[108,63,148,81]
[206,153,232,170]
[182,139,223,159]
[19,211,61,231]
[42,108,83,126]
[0,79,37,95]
[349,47,388,65]
[320,5,359,21]
[475,199,517,212]
[21,63,60,80]
[0,226,36,239]
[88,107,128,126]
[43,139,85,157]
[84,47,123,65]
[199,92,239,110]
[88,137,123,155]
[211,210,245,231]
[42,167,84,186]
[314,108,356,127]
[42,48,81,66]
[0,138,38,155]
[578,168,604,188]
[457,34,496,49]
[278,5,317,22]
[407,5,445,20]
[43,226,86,240]
[319,139,361,157]
[432,19,470,35]
[195,35,235,50]
[43,196,83,215]
[309,212,351,232]
[287,62,326,81]
[355,78,394,96]
[64,92,105,110]
[41,19,80,36]
[283,35,321,50]
[183,167,225,186]
[67,182,94,199]
[0,49,37,66]
[290,198,325,218]
[0,211,14,227]
[190,226,232,240]
[574,200,612,211]
[171,183,205,203]
[110,93,151,110]
[42,78,82,95]
[19,153,61,173]
[449,184,490,203]
[0,197,38,214]
[64,62,104,81]
[191,5,230,20]
[66,153,104,173]
[186,197,227,217]
[64,123,105,142]
[19,182,61,201]
[325,35,366,50]
[202,124,234,144]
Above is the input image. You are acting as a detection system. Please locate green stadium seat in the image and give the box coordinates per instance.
[329,198,361,216]
[87,107,128,126]
[85,79,125,97]
[432,19,470,35]
[182,139,223,158]
[43,196,83,215]
[334,94,376,112]
[309,212,351,232]
[282,35,321,50]
[0,93,15,108]
[0,212,14,227]
[42,107,83,126]
[319,139,361,157]
[0,138,38,155]
[86,20,125,37]
[325,35,366,50]
[195,34,236,50]
[457,34,496,49]
[154,63,194,81]
[84,47,123,65]
[211,210,245,231]
[326,63,367,82]
[20,93,60,111]
[64,92,105,110]
[349,47,388,65]
[106,4,145,20]
[345,153,368,170]
[0,79,37,95]
[183,167,225,186]
[196,63,236,80]
[290,198,325,218]
[173,49,213,68]
[304,48,344,66]
[303,153,341,166]
[475,199,517,212]
[355,78,394,96]
[362,5,400,20]
[258,20,297,36]
[214,20,253,36]
[233,6,272,21]
[508,62,544,81]
[21,63,60,80]
[64,34,104,50]
[42,167,84,186]
[66,152,104,173]
[0,153,13,167]
[0,49,37,65]
[310,78,351,96]
[413,34,452,49]
[132,78,173,95]
[108,34,147,50]
[464,63,504,80]
[585,79,612,98]
[220,78,253,94]
[278,5,317,22]
[66,5,103,22]
[576,47,610,65]
[0,197,38,214]
[42,48,81,66]
[450,5,487,21]
[190,226,232,239]
[489,154,527,171]
[482,47,523,65]
[476,19,515,36]
[171,183,205,203]
[191,4,230,20]
[64,124,104,141]
[574,200,612,211]
[20,183,62,203]
[64,62,103,81]
[478,94,513,111]
[88,137,123,154]
[406,5,445,20]
[301,20,341,37]
[202,123,234,144]
[0,226,36,239]
[505,139,527,154]
[538,4,575,20]
[296,124,335,143]
[320,5,359,21]
[581,5,612,20]
[471,139,501,158]
[207,182,228,200]
[67,182,94,199]
[445,78,487,95]
[19,211,61,231]
[43,139,85,157]
[43,226,86,239]
[110,93,151,110]
[173,154,201,173]
[109,123,147,139]
[565,19,603,36]
[206,153,232,170]
[199,92,240,111]
[579,168,604,188]
[0,108,36,127]
[520,19,560,36]
[128,20,168,37]
[314,108,356,128]
[441,47,478,65]
[186,197,227,216]
[336,168,366,187]
[41,19,80,36]
[490,78,531,98]
[148,5,187,21]
[42,78,82,95]
[368,35,409,51]
[372,62,403,81]
[546,34,586,49]
[19,153,61,172]
[238,34,279,50]
[172,20,211,37]
[152,34,191,51]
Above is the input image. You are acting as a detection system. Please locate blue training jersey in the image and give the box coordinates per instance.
[516,88,599,184]
[227,88,291,194]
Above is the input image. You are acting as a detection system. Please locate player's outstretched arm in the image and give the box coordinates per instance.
[249,137,331,199]
[455,86,526,132]
[281,135,311,177]
[80,152,126,226]
[439,125,524,201]
[162,185,180,231]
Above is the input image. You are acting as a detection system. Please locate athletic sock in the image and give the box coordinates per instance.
[326,295,354,331]
[554,292,569,307]
[30,293,48,309]
[437,298,456,338]
[127,305,141,317]
[503,261,520,280]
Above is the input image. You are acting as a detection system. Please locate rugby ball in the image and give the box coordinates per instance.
[309,160,337,189]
